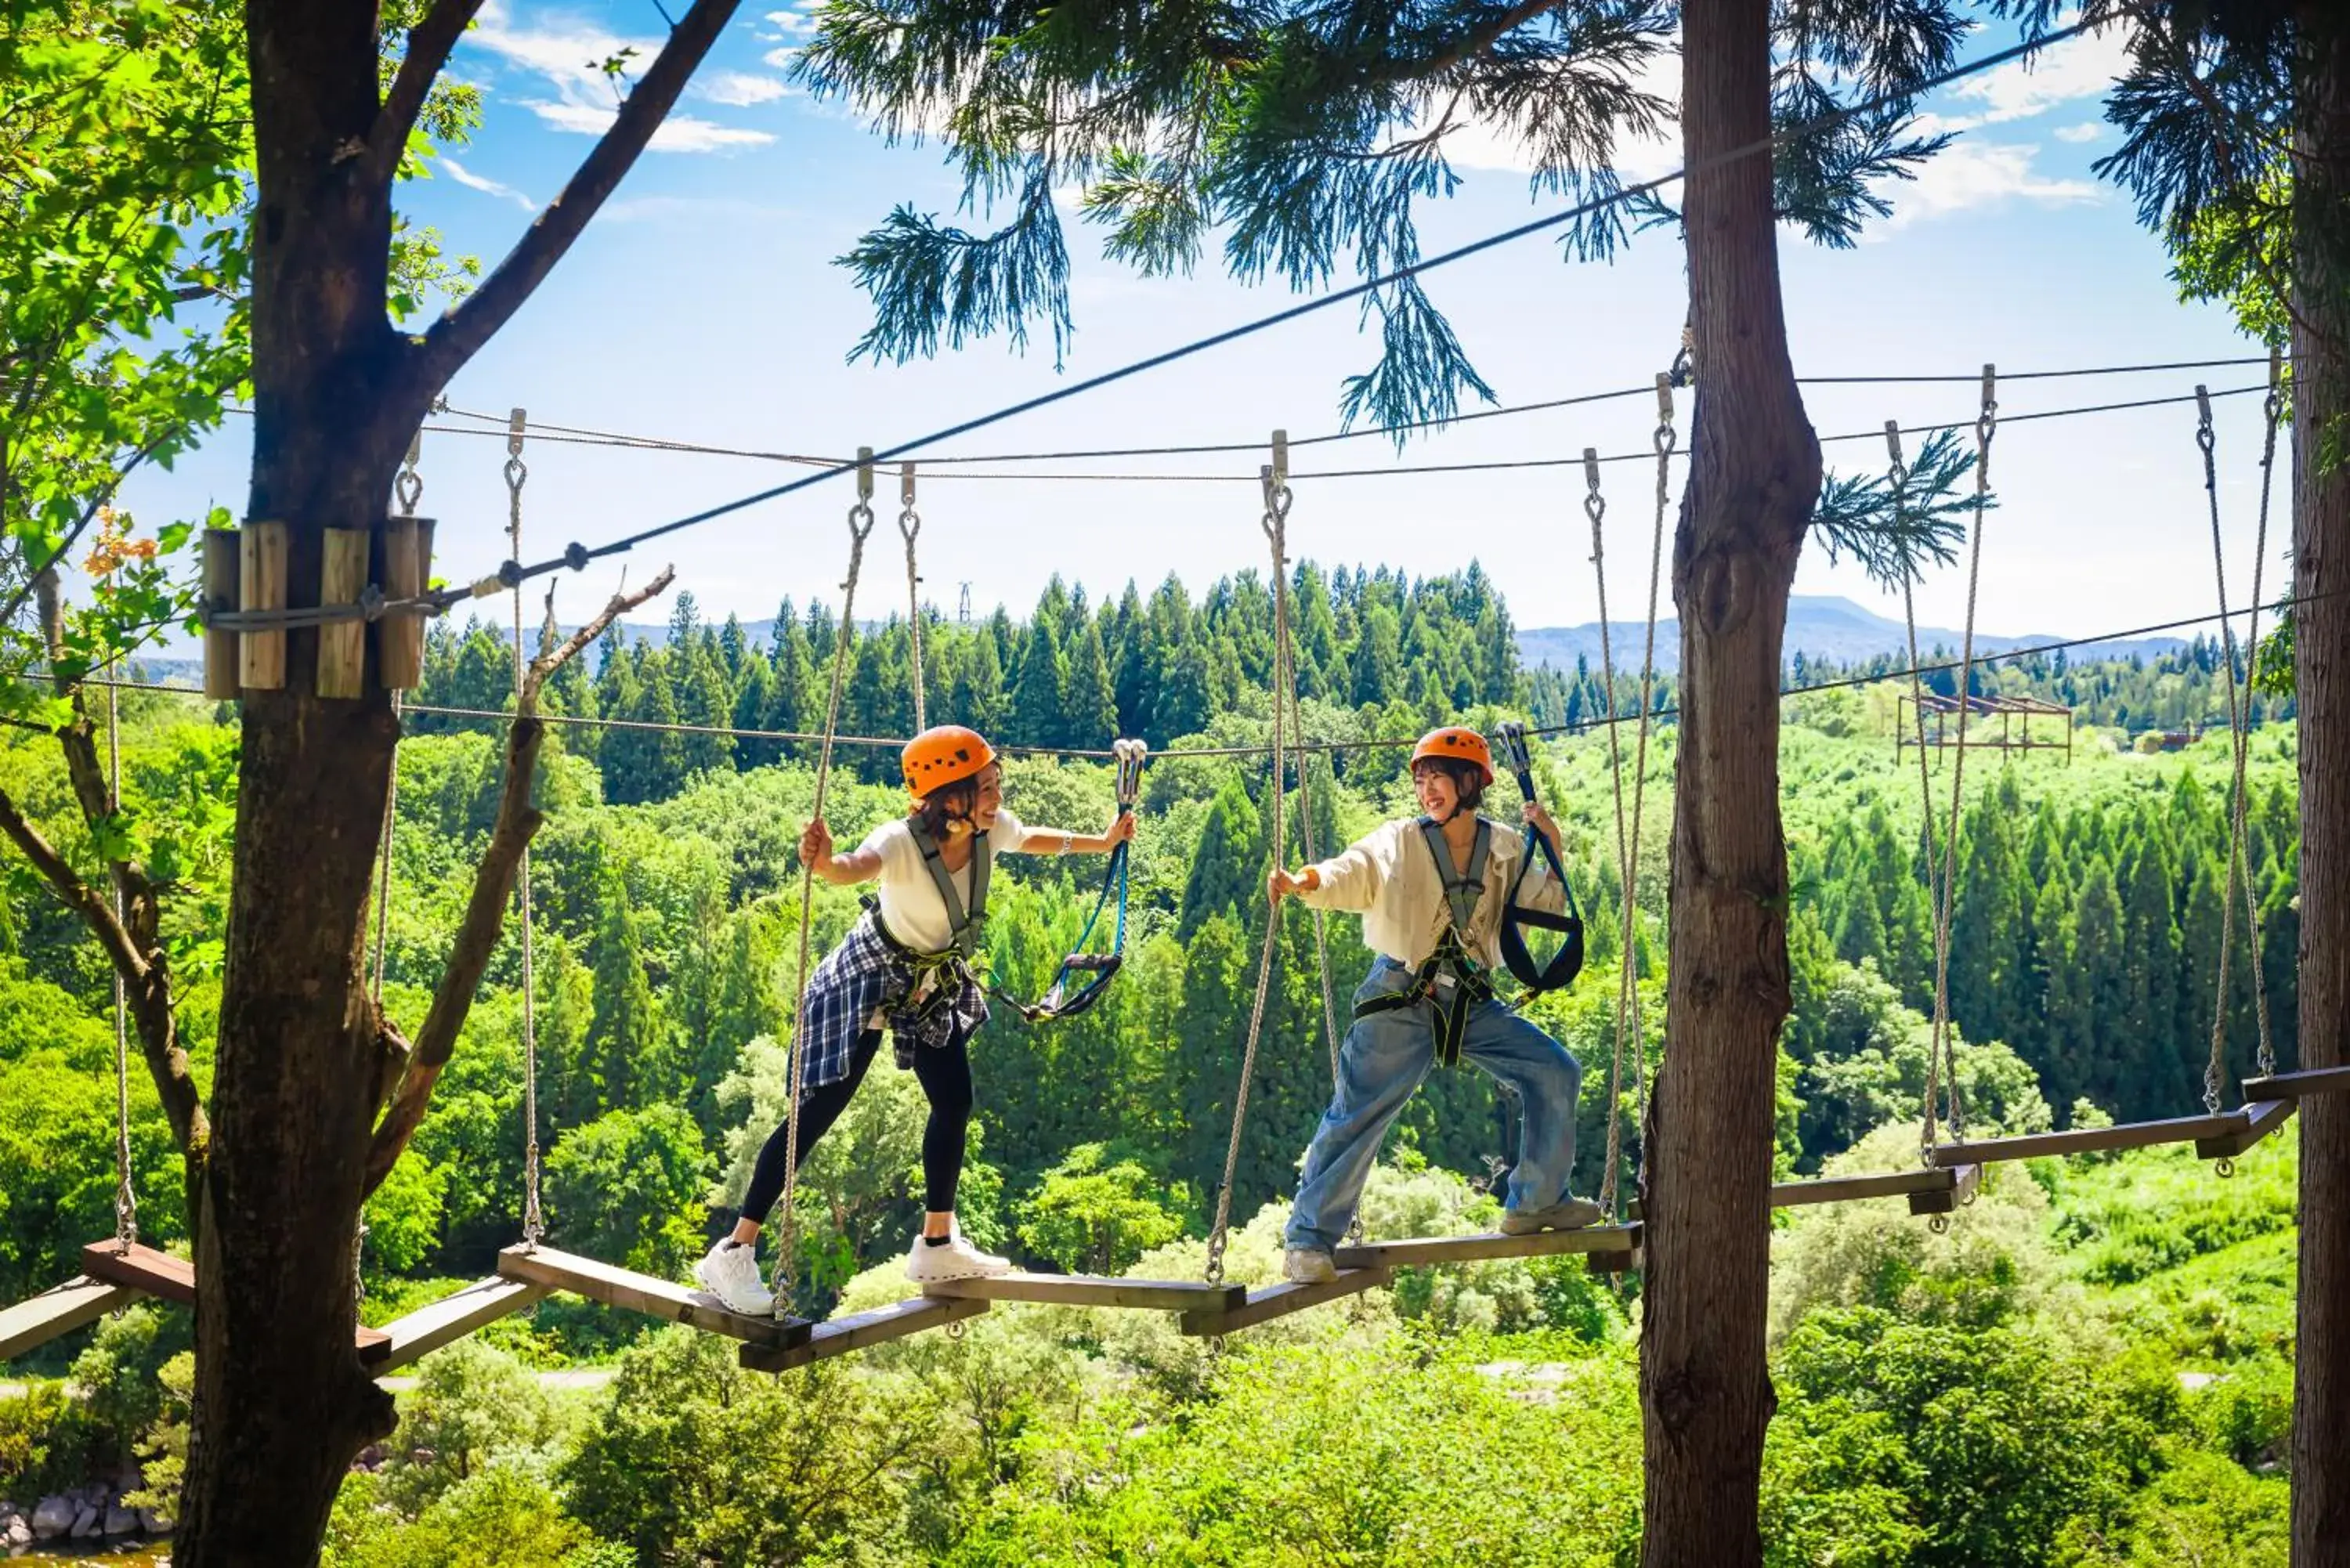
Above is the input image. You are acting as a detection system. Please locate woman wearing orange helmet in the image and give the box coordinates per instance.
[1266,724,1600,1283]
[696,725,1138,1313]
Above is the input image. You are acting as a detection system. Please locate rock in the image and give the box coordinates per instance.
[356,1443,386,1471]
[71,1503,100,1537]
[141,1507,170,1534]
[5,1517,31,1547]
[31,1497,74,1539]
[105,1505,139,1536]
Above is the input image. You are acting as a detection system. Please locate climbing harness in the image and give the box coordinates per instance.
[1492,721,1585,995]
[1350,817,1498,1068]
[773,451,878,1308]
[997,739,1148,1022]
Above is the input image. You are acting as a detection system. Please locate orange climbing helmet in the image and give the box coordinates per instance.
[902,724,998,797]
[1411,726,1495,786]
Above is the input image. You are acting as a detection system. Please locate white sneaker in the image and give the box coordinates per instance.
[1282,1247,1337,1284]
[693,1238,775,1316]
[905,1226,1013,1284]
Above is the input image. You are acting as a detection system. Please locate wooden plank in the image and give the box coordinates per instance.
[377,516,434,690]
[81,1241,194,1305]
[1,1277,137,1362]
[1333,1224,1637,1270]
[2241,1064,2350,1100]
[920,1272,1245,1313]
[497,1245,811,1349]
[1180,1267,1390,1338]
[238,520,287,690]
[739,1295,989,1373]
[1779,1167,1955,1209]
[2198,1099,2297,1159]
[201,526,240,699]
[1929,1111,2242,1166]
[374,1277,551,1375]
[316,528,369,699]
[79,1243,389,1362]
[1909,1164,1979,1216]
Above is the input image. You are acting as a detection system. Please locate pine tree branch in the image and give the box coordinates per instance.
[410,0,743,389]
[363,567,675,1196]
[367,0,488,186]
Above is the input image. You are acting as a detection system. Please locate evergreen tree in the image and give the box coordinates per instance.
[1179,774,1264,939]
[1350,603,1404,706]
[586,868,669,1115]
[1066,617,1120,746]
[2069,856,2130,1116]
[1010,616,1068,749]
[731,651,780,770]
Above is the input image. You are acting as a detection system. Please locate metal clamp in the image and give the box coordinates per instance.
[1495,721,1536,803]
[1113,738,1148,807]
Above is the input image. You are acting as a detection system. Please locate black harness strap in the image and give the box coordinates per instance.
[1354,815,1496,1067]
[1495,721,1585,995]
[908,816,991,959]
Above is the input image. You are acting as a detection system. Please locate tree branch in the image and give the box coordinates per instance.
[363,567,676,1195]
[409,0,743,389]
[365,0,488,186]
[35,572,164,951]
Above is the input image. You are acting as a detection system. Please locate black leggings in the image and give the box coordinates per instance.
[738,1029,974,1225]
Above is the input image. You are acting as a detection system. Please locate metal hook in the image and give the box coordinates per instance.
[1884,418,1905,474]
[507,406,527,459]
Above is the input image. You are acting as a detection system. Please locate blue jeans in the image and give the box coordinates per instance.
[1285,956,1584,1253]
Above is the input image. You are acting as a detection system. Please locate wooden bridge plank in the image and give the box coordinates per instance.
[2240,1065,2350,1100]
[739,1295,989,1372]
[497,1245,811,1349]
[374,1277,551,1375]
[1179,1267,1390,1338]
[1333,1224,1636,1270]
[2197,1099,2297,1159]
[920,1272,1246,1312]
[0,1277,137,1362]
[1928,1112,2243,1166]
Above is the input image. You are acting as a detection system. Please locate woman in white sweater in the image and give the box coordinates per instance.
[1267,726,1599,1283]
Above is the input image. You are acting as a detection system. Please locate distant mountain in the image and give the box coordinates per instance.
[1514,594,2191,677]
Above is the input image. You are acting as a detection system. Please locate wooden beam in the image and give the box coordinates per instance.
[497,1245,812,1349]
[1909,1164,1979,1217]
[1,1277,137,1362]
[1588,1226,1644,1274]
[1928,1111,2243,1166]
[2241,1064,2350,1100]
[2198,1099,2297,1159]
[374,1277,551,1375]
[81,1241,195,1305]
[79,1241,391,1362]
[1333,1225,1637,1270]
[738,1294,989,1373]
[920,1272,1246,1313]
[1179,1267,1390,1338]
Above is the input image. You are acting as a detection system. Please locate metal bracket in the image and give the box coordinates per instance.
[507,406,527,458]
[1495,721,1536,803]
[1884,419,1904,471]
[1113,738,1148,807]
[900,461,916,510]
[856,446,876,505]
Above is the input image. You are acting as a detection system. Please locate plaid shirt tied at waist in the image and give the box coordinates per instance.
[791,905,990,1094]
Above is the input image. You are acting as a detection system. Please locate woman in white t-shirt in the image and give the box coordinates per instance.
[696,725,1137,1313]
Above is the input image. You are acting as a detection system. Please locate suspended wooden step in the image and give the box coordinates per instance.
[739,1294,989,1373]
[80,1241,392,1364]
[0,1276,138,1362]
[1180,1266,1391,1338]
[1632,1164,1983,1222]
[374,1277,551,1375]
[1927,1100,2294,1168]
[2242,1064,2350,1100]
[920,1272,1246,1313]
[497,1245,811,1351]
[1332,1223,1640,1270]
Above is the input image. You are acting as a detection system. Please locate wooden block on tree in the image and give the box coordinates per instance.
[377,516,435,691]
[1928,1112,2243,1166]
[201,526,240,700]
[373,1277,551,1375]
[496,1245,812,1349]
[920,1272,1246,1313]
[2241,1064,2350,1100]
[1332,1224,1637,1270]
[2196,1099,2297,1159]
[316,528,370,699]
[1178,1267,1390,1338]
[1,1277,138,1362]
[238,520,287,691]
[738,1294,989,1372]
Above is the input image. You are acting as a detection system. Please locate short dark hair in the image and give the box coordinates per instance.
[1412,757,1487,813]
[913,775,982,840]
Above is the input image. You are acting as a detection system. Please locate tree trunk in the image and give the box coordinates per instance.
[172,5,428,1560]
[2291,13,2350,1564]
[1639,0,1820,1562]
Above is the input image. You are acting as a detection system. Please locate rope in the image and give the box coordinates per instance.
[2237,360,2284,1077]
[772,494,877,1306]
[507,426,546,1247]
[1203,461,1293,1286]
[1620,380,1672,1183]
[1922,370,1996,1157]
[899,464,926,730]
[471,20,2093,593]
[107,677,135,1252]
[1893,427,1950,1163]
[1585,451,1634,1217]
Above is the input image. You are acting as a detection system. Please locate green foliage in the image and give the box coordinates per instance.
[328,1461,612,1568]
[0,1381,91,1499]
[544,1104,712,1279]
[374,1340,557,1513]
[1014,1142,1187,1275]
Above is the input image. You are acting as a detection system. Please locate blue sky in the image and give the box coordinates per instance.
[125,5,2287,645]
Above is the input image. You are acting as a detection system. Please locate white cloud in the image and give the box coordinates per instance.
[1882,140,2099,228]
[468,2,773,154]
[1946,24,2133,127]
[523,99,776,150]
[763,5,822,38]
[437,155,535,210]
[2055,121,2108,144]
[696,70,791,107]
[763,45,802,70]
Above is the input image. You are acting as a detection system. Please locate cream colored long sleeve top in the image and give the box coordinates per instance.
[1297,816,1567,969]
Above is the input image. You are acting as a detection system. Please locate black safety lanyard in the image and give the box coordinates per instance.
[1495,721,1586,995]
